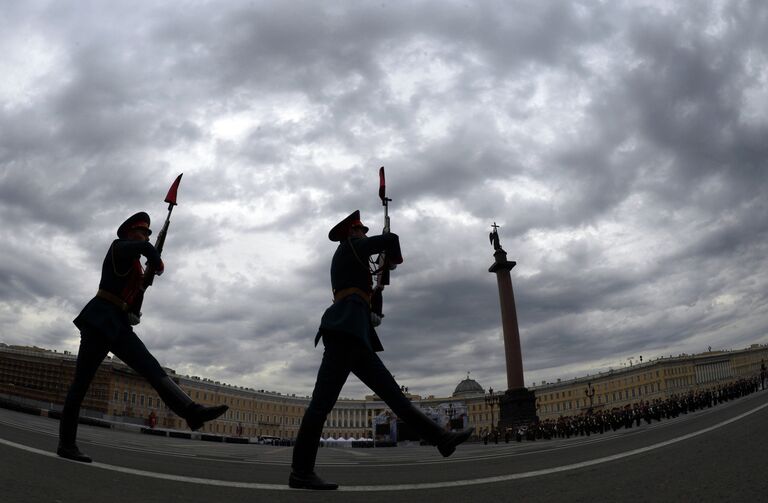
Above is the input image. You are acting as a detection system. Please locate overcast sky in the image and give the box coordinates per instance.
[2,0,767,400]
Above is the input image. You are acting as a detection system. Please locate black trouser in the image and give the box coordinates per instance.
[291,334,444,474]
[59,328,193,446]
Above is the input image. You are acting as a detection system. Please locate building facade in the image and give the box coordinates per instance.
[2,342,766,438]
[532,345,768,420]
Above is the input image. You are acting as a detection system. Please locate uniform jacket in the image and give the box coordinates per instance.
[73,239,162,342]
[316,233,402,352]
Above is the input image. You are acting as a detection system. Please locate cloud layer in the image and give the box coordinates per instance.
[2,0,767,398]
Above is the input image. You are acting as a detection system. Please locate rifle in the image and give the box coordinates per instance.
[128,173,183,324]
[371,167,391,320]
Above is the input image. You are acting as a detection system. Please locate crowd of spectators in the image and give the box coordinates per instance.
[482,376,763,444]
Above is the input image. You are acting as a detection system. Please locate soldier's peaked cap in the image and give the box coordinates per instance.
[328,210,369,241]
[117,212,152,238]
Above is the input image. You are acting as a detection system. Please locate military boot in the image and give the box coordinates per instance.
[185,403,229,431]
[288,471,339,490]
[153,375,228,430]
[57,443,92,463]
[437,427,475,457]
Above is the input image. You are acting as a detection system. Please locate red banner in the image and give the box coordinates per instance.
[164,173,183,205]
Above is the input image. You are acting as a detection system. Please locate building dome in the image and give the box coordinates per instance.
[453,376,485,397]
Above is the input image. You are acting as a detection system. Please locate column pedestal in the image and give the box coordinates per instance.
[498,388,537,430]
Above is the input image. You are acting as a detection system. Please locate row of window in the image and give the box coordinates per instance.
[188,388,304,413]
[542,372,668,402]
[109,389,306,426]
[541,383,661,414]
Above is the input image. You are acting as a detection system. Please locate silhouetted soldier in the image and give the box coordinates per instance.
[57,212,228,462]
[289,211,473,490]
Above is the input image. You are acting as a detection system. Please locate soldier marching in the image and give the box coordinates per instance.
[57,178,229,463]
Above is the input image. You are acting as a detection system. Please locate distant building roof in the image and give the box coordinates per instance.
[453,376,484,397]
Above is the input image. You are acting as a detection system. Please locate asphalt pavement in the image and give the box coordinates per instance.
[2,390,768,502]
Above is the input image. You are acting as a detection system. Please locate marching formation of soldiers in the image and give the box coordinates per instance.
[59,205,473,491]
[56,177,764,491]
[482,376,762,444]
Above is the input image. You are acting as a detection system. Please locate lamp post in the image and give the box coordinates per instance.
[446,402,456,431]
[585,382,595,414]
[485,387,502,438]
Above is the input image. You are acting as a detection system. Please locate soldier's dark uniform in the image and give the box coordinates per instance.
[289,211,473,490]
[57,212,228,463]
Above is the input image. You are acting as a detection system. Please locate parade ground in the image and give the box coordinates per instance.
[2,389,768,503]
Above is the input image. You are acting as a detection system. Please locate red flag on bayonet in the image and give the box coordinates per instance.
[164,173,183,206]
[378,167,386,202]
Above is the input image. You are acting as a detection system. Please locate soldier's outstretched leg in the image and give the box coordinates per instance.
[112,331,228,431]
[57,332,109,463]
[352,344,474,457]
[152,375,229,430]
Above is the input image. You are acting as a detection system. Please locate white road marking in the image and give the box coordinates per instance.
[1,400,766,492]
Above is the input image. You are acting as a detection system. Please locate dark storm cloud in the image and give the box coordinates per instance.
[2,0,768,397]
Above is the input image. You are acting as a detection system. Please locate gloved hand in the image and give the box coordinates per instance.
[155,259,165,276]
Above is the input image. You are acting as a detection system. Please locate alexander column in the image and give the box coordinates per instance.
[488,223,537,429]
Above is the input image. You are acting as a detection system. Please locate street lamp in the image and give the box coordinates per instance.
[485,387,501,437]
[446,402,456,431]
[585,382,595,413]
